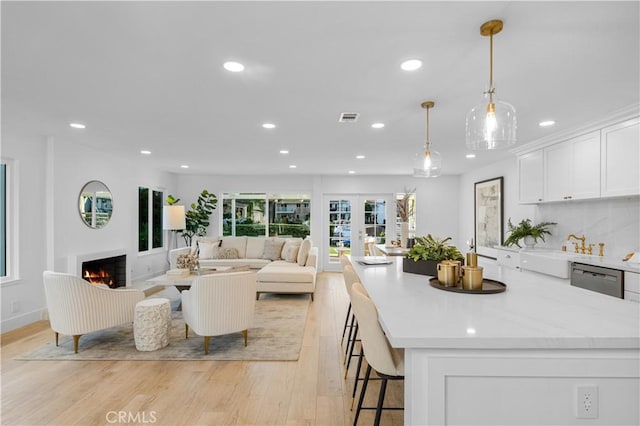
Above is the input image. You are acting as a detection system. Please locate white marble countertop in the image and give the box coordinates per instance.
[350,256,640,350]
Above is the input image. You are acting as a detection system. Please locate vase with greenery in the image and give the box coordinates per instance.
[167,190,217,247]
[396,189,415,248]
[403,234,464,275]
[503,218,557,248]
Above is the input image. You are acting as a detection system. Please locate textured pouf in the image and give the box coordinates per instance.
[134,298,171,351]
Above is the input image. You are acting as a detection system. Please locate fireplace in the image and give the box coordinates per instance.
[81,254,126,289]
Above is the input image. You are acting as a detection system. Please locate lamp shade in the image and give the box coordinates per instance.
[163,205,186,230]
[413,147,442,178]
[466,92,517,150]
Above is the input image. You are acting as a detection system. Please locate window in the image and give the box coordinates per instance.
[138,187,163,252]
[222,193,310,238]
[1,159,15,282]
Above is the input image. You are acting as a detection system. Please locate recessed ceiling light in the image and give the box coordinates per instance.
[466,328,476,335]
[262,123,276,129]
[180,165,189,169]
[223,61,244,72]
[140,150,151,155]
[289,165,297,169]
[539,120,556,127]
[348,170,356,174]
[400,59,422,71]
[69,122,86,129]
[356,155,365,159]
[466,154,476,159]
[279,150,289,154]
[371,123,385,129]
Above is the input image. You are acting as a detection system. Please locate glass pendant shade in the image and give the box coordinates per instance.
[413,100,441,178]
[466,91,517,149]
[413,147,442,178]
[466,19,517,150]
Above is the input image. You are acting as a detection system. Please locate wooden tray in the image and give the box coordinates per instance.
[429,277,506,294]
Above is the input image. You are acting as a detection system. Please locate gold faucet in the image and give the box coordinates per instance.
[599,242,605,257]
[566,234,586,254]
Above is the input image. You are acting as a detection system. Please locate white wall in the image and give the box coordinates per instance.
[459,156,640,260]
[1,133,48,332]
[1,135,178,332]
[174,173,461,252]
[458,156,535,258]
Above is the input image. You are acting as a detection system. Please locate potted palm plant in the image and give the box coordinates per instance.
[403,234,464,276]
[503,218,557,248]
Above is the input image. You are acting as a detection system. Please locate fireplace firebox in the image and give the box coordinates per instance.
[81,255,126,288]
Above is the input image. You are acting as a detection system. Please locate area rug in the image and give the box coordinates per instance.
[16,295,310,361]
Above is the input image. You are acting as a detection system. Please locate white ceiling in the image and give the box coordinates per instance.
[2,1,638,176]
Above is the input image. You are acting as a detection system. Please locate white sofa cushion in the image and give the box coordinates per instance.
[281,238,302,263]
[256,264,315,283]
[297,237,312,265]
[221,237,247,259]
[198,241,218,259]
[262,237,285,260]
[245,237,266,259]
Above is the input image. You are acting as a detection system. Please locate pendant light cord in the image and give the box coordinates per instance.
[425,106,431,152]
[488,31,494,103]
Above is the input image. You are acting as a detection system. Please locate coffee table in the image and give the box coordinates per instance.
[148,266,235,292]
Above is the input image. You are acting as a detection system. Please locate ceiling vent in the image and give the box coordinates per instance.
[339,112,359,123]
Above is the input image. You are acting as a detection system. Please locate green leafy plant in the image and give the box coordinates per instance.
[503,218,557,248]
[406,234,463,262]
[167,190,217,247]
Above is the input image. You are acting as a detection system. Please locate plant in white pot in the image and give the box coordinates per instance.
[396,189,415,248]
[503,218,557,249]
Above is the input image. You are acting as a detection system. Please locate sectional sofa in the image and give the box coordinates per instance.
[170,236,318,300]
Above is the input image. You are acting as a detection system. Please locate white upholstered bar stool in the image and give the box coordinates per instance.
[134,298,172,351]
[340,255,354,344]
[350,282,404,426]
[342,264,362,373]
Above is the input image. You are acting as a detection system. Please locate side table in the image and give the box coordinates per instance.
[134,298,172,351]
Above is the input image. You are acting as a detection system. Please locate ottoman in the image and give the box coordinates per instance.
[134,298,172,351]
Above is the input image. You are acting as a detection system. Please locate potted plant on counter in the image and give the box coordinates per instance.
[503,218,557,248]
[403,234,464,276]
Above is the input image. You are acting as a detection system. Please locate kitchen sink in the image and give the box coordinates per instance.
[519,250,573,278]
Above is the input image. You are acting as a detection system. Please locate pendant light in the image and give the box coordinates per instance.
[413,101,441,178]
[466,19,516,150]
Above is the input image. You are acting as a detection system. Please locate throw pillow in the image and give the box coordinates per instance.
[211,247,239,259]
[281,239,302,263]
[297,237,313,265]
[262,238,285,260]
[198,241,218,259]
[177,253,198,270]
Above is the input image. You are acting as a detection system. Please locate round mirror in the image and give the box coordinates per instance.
[78,180,113,228]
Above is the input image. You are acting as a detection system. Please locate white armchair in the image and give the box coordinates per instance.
[42,271,145,353]
[182,271,256,354]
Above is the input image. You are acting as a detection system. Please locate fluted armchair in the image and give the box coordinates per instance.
[42,271,145,353]
[182,271,256,354]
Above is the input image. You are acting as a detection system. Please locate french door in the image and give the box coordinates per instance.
[323,194,394,271]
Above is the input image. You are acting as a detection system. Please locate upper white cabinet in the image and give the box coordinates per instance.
[518,150,544,203]
[601,117,640,197]
[543,131,601,202]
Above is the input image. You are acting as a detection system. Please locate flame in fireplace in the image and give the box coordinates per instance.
[84,268,114,286]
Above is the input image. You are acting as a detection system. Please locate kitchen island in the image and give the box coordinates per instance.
[350,256,640,425]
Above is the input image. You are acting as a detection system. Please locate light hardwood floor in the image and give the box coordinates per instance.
[1,272,403,425]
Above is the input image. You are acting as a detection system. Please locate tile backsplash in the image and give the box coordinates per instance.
[536,196,640,259]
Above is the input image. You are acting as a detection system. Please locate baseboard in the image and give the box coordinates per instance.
[1,309,46,333]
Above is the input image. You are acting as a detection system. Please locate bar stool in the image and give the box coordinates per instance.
[342,265,362,375]
[340,255,354,345]
[350,282,404,426]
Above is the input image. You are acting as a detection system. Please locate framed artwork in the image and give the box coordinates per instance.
[474,177,504,258]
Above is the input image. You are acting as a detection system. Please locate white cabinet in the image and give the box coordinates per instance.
[543,131,601,202]
[518,151,544,203]
[495,247,520,269]
[624,271,640,302]
[601,117,640,197]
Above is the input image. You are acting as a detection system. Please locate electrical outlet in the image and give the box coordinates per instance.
[576,385,598,419]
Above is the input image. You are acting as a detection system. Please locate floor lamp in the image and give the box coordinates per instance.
[163,205,186,266]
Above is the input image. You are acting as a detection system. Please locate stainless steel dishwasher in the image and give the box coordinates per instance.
[570,262,624,298]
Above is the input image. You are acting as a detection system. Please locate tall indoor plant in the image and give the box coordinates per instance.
[167,190,217,247]
[396,189,415,248]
